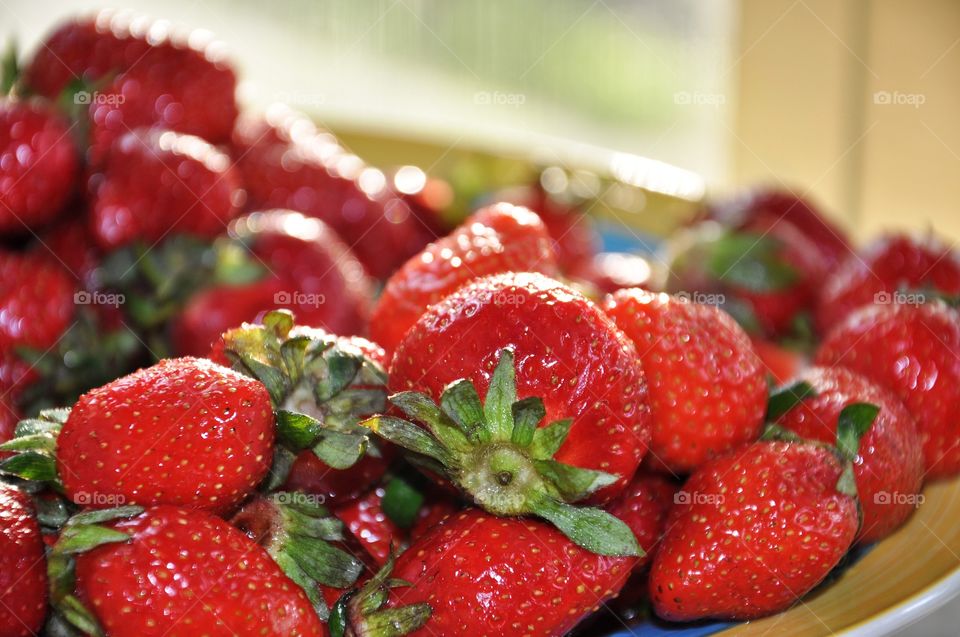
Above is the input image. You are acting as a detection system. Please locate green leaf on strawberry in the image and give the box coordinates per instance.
[362,348,641,558]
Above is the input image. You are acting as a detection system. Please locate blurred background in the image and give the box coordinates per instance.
[4,0,958,240]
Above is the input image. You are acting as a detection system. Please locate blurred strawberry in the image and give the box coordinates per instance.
[500,183,600,275]
[37,214,103,290]
[0,98,79,235]
[172,210,373,356]
[750,336,806,384]
[664,219,825,338]
[87,128,244,250]
[703,187,852,269]
[232,105,431,278]
[816,234,960,332]
[0,396,17,461]
[24,10,237,158]
[572,252,655,296]
[0,250,75,395]
[388,165,456,240]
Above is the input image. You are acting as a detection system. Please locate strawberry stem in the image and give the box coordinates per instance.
[329,554,431,637]
[361,348,640,557]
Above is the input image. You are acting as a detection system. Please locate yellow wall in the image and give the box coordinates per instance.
[734,0,960,240]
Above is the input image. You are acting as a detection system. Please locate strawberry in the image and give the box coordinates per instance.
[172,210,373,356]
[0,250,76,396]
[703,188,852,269]
[370,202,559,356]
[211,311,391,504]
[664,219,826,337]
[0,483,47,637]
[606,472,678,571]
[24,10,238,153]
[3,357,274,514]
[649,417,869,621]
[0,249,143,413]
[232,105,431,278]
[334,485,404,566]
[87,128,244,250]
[36,215,103,291]
[750,336,806,384]
[603,289,767,473]
[772,366,924,542]
[0,398,18,460]
[337,509,636,636]
[816,234,960,332]
[0,98,79,235]
[501,183,601,275]
[388,165,455,239]
[366,272,648,555]
[815,300,960,479]
[45,505,326,636]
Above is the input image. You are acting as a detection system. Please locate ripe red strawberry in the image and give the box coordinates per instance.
[606,472,678,570]
[816,234,960,332]
[649,437,861,621]
[604,289,767,473]
[42,357,274,513]
[87,128,244,250]
[0,483,47,637]
[66,506,324,637]
[172,210,373,356]
[816,301,960,479]
[773,366,923,542]
[409,496,459,543]
[703,188,852,269]
[501,183,601,275]
[370,203,559,355]
[232,106,431,278]
[24,11,238,153]
[335,486,403,566]
[369,272,648,555]
[0,250,76,395]
[750,336,806,384]
[665,219,826,337]
[0,98,79,235]
[345,509,636,636]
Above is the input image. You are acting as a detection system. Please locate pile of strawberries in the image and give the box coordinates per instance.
[1,10,959,637]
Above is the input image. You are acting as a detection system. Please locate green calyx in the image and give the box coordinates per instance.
[1,40,18,95]
[46,505,143,637]
[219,310,388,489]
[98,235,265,351]
[329,554,431,637]
[705,231,799,293]
[14,309,142,414]
[362,348,641,558]
[762,395,879,500]
[231,492,363,622]
[0,407,69,491]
